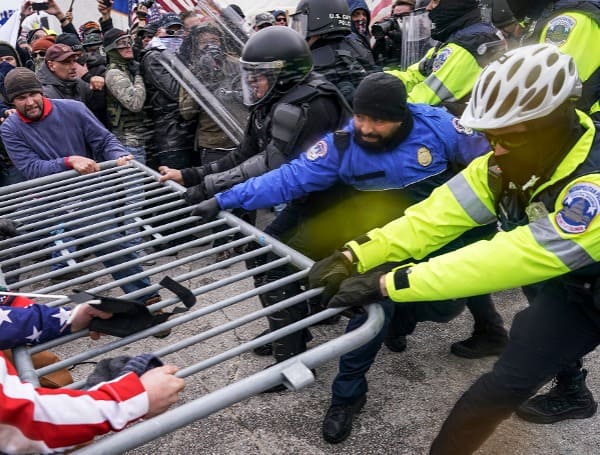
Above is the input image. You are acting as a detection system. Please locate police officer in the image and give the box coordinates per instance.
[385,0,509,359]
[387,0,505,114]
[510,0,600,120]
[309,44,600,454]
[504,0,600,425]
[159,26,350,205]
[289,0,378,104]
[191,73,494,405]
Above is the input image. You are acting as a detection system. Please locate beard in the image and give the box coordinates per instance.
[353,114,414,152]
[20,99,44,121]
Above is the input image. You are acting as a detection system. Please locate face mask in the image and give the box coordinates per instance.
[202,43,224,63]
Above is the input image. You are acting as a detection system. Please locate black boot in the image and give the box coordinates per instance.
[450,325,508,359]
[384,334,407,353]
[516,369,597,424]
[252,329,273,356]
[322,395,367,443]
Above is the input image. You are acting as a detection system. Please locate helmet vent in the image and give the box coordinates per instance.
[507,58,523,81]
[553,68,566,96]
[525,65,541,88]
[496,88,517,118]
[523,86,548,112]
[486,81,501,111]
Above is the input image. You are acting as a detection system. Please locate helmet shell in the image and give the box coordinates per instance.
[461,44,582,130]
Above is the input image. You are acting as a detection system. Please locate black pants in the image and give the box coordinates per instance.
[430,278,600,454]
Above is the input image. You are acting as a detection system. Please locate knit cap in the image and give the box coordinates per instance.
[4,67,43,102]
[353,72,408,122]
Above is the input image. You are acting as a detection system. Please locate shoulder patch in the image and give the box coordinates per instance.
[545,15,576,47]
[432,47,452,73]
[417,146,433,167]
[306,140,328,161]
[555,183,600,234]
[452,117,474,136]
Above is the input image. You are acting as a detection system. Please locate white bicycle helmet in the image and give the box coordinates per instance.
[461,43,582,130]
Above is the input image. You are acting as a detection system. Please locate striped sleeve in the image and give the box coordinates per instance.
[0,354,148,454]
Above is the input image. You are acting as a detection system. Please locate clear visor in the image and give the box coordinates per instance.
[289,12,308,38]
[239,59,284,106]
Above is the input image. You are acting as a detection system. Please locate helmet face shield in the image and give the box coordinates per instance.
[240,59,284,106]
[289,12,308,38]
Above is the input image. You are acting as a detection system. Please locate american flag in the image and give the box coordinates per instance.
[114,0,197,30]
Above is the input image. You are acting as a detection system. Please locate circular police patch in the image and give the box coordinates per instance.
[306,140,328,161]
[452,117,473,136]
[417,147,433,166]
[432,47,452,73]
[545,15,576,47]
[555,183,600,234]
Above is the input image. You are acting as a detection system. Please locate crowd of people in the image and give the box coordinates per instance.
[0,0,599,453]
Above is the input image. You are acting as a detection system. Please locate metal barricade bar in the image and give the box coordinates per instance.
[1,161,384,452]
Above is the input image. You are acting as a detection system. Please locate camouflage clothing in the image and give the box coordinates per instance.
[105,61,148,147]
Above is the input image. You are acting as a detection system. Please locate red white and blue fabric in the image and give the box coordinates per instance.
[0,358,148,454]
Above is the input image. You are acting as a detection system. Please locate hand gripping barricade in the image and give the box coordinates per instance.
[0,161,384,453]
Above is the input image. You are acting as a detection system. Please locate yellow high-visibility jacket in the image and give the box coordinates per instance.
[346,112,600,302]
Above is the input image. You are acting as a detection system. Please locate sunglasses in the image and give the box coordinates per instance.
[33,51,46,57]
[485,130,530,150]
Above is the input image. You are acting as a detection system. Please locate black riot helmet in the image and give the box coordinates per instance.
[239,26,313,106]
[506,0,552,20]
[289,0,352,39]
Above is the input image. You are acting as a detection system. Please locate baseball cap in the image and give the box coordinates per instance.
[45,44,79,62]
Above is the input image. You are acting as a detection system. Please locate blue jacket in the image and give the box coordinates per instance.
[216,103,491,211]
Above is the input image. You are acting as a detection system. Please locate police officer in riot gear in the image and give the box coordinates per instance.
[289,0,378,104]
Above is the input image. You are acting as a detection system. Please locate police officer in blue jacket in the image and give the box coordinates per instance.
[193,72,502,405]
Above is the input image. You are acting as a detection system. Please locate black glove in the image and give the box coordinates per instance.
[328,271,384,308]
[183,183,207,205]
[0,218,19,240]
[191,197,220,221]
[308,251,355,306]
[127,60,141,78]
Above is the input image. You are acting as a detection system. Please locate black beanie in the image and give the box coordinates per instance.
[0,44,18,60]
[429,0,480,40]
[353,72,408,122]
[4,67,43,102]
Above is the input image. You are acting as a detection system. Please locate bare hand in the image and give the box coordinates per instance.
[69,155,100,174]
[69,303,112,335]
[89,76,105,91]
[158,166,184,184]
[140,365,185,418]
[116,155,134,166]
[46,0,63,17]
[21,1,33,18]
[97,0,112,19]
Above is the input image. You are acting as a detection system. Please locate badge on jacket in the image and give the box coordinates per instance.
[417,147,433,166]
[545,15,576,47]
[306,140,328,161]
[555,182,600,234]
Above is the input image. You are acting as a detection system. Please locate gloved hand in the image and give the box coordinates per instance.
[128,60,141,78]
[191,197,220,221]
[0,218,19,240]
[328,271,384,308]
[183,183,207,205]
[308,251,355,306]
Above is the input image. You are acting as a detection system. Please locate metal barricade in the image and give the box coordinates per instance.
[0,161,384,454]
